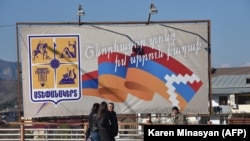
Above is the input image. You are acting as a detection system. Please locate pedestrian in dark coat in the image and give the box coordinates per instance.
[87,103,101,141]
[108,102,118,141]
[96,101,112,141]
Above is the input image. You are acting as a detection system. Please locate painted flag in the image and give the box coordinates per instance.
[125,46,203,110]
[82,70,100,97]
[97,52,130,102]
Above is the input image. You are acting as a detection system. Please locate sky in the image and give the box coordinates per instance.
[0,0,249,68]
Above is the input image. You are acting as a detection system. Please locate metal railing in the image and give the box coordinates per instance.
[0,128,20,141]
[25,128,85,140]
[0,128,85,141]
[0,122,143,141]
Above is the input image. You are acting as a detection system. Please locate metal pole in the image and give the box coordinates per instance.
[147,13,151,24]
[20,121,24,141]
[78,15,81,25]
[16,23,22,122]
[77,4,83,25]
[207,20,212,115]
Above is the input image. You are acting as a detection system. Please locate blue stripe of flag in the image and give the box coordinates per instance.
[98,62,127,78]
[128,60,174,82]
[173,82,195,102]
[82,79,98,88]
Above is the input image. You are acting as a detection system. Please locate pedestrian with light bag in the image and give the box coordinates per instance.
[86,103,101,141]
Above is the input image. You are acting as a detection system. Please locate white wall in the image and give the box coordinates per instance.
[210,115,220,125]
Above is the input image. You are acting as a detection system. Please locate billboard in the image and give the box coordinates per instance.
[19,21,210,118]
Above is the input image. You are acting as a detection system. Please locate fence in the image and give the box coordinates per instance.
[0,121,143,141]
[0,114,206,140]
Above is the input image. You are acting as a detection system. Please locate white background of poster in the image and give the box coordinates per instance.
[19,21,211,118]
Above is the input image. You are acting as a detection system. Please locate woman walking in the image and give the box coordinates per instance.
[87,103,101,141]
[96,101,112,141]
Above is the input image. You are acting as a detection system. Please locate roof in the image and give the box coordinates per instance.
[211,67,250,77]
[212,75,250,88]
[212,67,250,94]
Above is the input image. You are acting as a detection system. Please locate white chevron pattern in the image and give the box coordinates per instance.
[164,73,201,108]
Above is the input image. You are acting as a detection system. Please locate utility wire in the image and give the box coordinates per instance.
[0,24,15,28]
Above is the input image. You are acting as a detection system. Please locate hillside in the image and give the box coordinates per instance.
[0,59,19,110]
[0,80,18,110]
[0,59,18,80]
